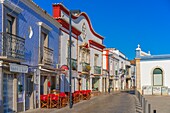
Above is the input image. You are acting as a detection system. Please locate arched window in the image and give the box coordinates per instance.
[153,68,163,86]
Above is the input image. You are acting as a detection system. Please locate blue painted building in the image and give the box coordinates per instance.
[0,0,61,112]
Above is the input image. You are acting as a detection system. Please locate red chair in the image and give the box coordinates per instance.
[75,91,81,102]
[80,90,85,100]
[86,90,91,99]
[59,92,68,108]
[40,95,49,108]
[49,94,59,108]
[82,90,89,100]
[72,92,77,104]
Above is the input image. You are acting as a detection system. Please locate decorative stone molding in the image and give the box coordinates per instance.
[37,22,52,31]
[150,66,164,86]
[1,0,23,14]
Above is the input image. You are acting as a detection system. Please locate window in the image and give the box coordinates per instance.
[153,68,163,86]
[94,54,99,66]
[121,61,123,69]
[6,15,15,34]
[38,22,52,64]
[115,70,118,75]
[86,52,90,63]
[40,32,48,63]
[41,32,48,47]
[81,51,85,62]
[6,15,17,57]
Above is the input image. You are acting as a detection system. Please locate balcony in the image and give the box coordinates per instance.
[67,58,77,70]
[43,46,53,65]
[94,66,101,75]
[82,62,91,72]
[0,32,25,61]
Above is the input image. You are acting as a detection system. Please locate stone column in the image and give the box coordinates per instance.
[48,76,51,94]
[43,77,48,95]
[135,58,141,90]
[131,79,133,88]
[128,80,131,89]
[99,76,102,92]
[30,89,34,109]
[124,79,126,90]
[106,76,109,92]
[13,75,18,112]
[29,76,34,109]
[90,77,92,90]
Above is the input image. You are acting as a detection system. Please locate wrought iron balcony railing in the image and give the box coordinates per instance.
[43,46,54,65]
[67,58,77,70]
[0,32,25,60]
[94,66,101,75]
[82,62,90,72]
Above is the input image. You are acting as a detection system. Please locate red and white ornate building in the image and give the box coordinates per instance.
[52,3,105,92]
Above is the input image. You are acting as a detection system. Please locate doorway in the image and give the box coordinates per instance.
[3,73,14,113]
[25,75,33,110]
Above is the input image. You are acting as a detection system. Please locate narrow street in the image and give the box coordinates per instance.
[23,92,139,113]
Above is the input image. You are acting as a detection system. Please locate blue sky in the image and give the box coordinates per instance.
[33,0,170,60]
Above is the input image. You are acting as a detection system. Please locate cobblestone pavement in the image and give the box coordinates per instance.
[22,92,138,113]
[144,95,170,113]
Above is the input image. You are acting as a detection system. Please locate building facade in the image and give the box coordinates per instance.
[103,48,132,91]
[53,3,105,93]
[0,0,61,112]
[135,45,170,95]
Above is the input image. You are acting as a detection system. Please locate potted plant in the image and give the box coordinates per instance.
[86,65,91,72]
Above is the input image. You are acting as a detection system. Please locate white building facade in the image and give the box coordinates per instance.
[103,48,132,92]
[53,4,105,92]
[135,45,170,95]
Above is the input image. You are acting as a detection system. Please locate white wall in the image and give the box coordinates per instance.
[60,31,77,66]
[140,59,170,89]
[103,56,107,70]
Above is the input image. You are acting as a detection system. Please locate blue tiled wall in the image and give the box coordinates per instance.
[0,4,2,32]
[13,1,59,67]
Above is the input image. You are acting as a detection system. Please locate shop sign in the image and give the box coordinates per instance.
[10,63,28,73]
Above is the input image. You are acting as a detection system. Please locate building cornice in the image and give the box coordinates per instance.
[89,40,105,49]
[37,22,52,31]
[20,0,61,29]
[56,18,81,36]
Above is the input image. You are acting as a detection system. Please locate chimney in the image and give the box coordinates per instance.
[52,3,61,18]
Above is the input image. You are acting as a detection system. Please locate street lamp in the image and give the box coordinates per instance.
[69,10,81,109]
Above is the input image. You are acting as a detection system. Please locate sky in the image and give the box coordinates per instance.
[33,0,170,60]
